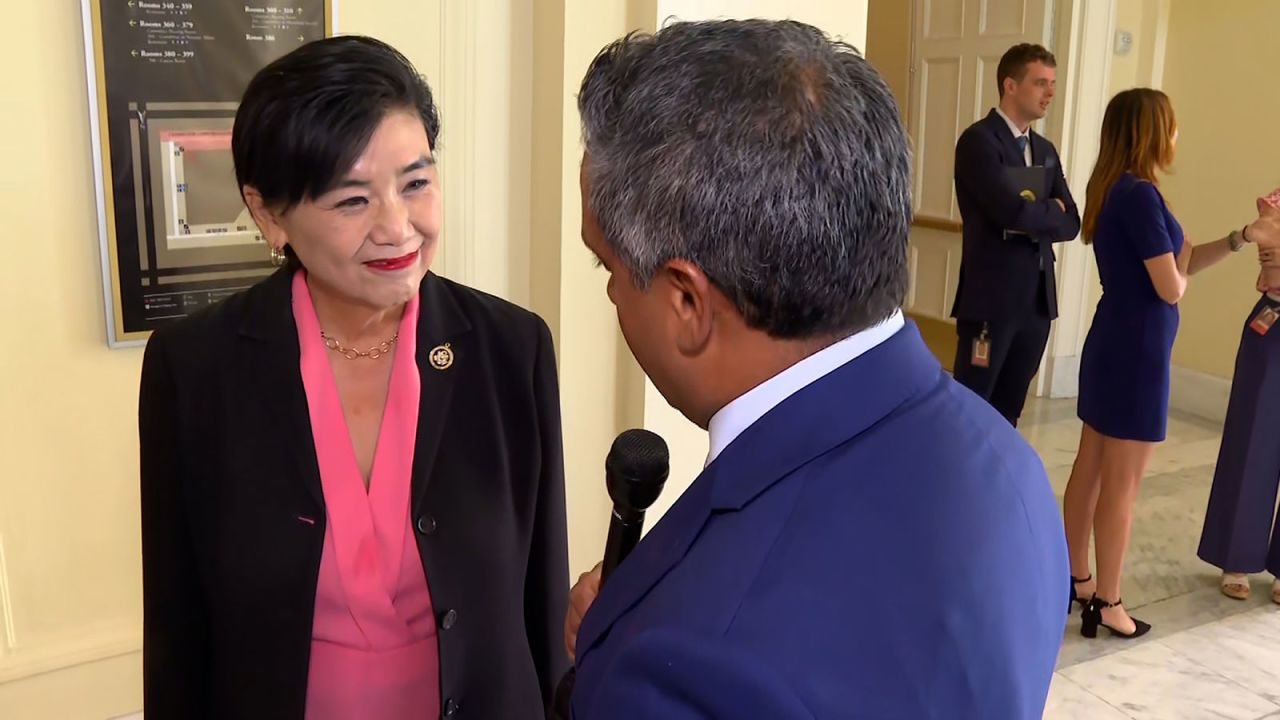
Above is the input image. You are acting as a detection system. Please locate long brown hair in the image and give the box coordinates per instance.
[1082,88,1177,243]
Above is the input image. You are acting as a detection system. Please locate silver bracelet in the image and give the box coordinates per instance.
[1229,228,1246,252]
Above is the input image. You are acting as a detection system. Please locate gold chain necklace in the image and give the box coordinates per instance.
[320,330,399,360]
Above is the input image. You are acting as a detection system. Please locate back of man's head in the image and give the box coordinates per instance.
[578,19,911,340]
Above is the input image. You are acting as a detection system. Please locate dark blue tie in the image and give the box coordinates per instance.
[1016,135,1029,157]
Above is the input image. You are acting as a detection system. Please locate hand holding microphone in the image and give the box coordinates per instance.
[564,429,668,659]
[565,563,601,661]
[563,429,668,660]
[551,429,668,718]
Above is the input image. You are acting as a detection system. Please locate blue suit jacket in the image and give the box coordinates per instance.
[951,110,1081,323]
[571,323,1068,719]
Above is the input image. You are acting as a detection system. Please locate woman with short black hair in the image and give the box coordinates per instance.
[139,35,569,719]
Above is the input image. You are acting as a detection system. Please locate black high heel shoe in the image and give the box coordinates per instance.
[1081,596,1151,639]
[1068,574,1092,615]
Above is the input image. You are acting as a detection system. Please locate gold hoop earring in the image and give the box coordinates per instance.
[269,246,287,267]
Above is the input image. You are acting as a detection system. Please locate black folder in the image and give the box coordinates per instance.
[1006,165,1050,203]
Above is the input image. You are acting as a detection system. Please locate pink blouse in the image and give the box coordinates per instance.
[292,271,441,719]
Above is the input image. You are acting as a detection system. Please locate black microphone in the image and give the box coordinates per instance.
[549,429,668,719]
[601,428,670,583]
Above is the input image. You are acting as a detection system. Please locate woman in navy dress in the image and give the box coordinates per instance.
[1062,89,1252,639]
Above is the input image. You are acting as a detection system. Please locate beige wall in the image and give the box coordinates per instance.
[0,0,146,716]
[536,0,641,577]
[1107,0,1169,95]
[1161,0,1280,379]
[1107,0,1143,92]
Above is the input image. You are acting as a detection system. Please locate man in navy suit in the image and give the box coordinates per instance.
[564,20,1068,719]
[951,43,1081,426]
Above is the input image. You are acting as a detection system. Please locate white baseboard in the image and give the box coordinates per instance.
[1169,365,1231,425]
[108,714,141,720]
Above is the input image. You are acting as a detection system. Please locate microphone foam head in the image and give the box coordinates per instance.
[606,429,669,512]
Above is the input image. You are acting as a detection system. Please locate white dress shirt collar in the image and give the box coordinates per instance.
[705,310,906,467]
[995,107,1031,138]
[995,107,1033,166]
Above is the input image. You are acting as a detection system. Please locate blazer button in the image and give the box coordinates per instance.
[443,698,459,717]
[441,609,458,630]
[416,515,437,535]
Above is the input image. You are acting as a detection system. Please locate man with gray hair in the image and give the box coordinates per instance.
[564,20,1067,719]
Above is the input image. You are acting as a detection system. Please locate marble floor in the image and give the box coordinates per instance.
[1019,397,1280,720]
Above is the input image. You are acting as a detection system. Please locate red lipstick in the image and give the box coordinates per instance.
[365,250,419,272]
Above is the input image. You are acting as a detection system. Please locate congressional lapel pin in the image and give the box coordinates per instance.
[429,343,455,370]
[1249,306,1278,336]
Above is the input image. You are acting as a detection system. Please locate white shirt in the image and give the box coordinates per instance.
[704,310,906,467]
[995,107,1032,167]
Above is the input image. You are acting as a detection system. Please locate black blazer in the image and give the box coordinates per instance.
[951,109,1081,323]
[139,268,570,719]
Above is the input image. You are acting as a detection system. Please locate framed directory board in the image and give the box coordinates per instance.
[81,0,334,345]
